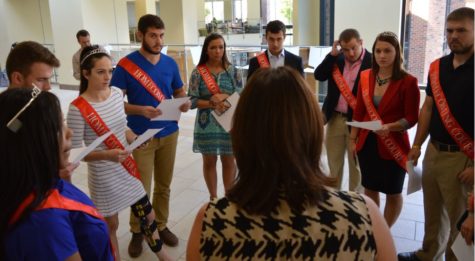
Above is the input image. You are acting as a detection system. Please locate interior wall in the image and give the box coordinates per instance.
[334,0,403,47]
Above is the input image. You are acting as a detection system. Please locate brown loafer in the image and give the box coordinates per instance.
[128,232,143,258]
[158,227,179,247]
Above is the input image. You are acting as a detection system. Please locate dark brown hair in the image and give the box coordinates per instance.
[198,33,230,69]
[447,7,474,22]
[266,20,286,35]
[371,31,407,80]
[76,29,90,41]
[138,14,165,34]
[227,67,332,215]
[339,28,361,43]
[79,45,111,94]
[6,41,60,81]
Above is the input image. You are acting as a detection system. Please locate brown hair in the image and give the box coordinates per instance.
[371,31,407,80]
[198,33,230,69]
[138,14,165,34]
[447,7,474,22]
[227,67,332,215]
[6,41,60,81]
[339,28,361,43]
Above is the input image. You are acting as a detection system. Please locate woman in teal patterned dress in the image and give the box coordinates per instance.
[188,33,242,199]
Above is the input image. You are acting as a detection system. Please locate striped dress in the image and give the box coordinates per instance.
[67,86,146,217]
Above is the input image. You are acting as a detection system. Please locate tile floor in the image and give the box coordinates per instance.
[52,87,426,260]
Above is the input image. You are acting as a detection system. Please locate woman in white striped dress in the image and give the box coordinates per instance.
[67,45,170,261]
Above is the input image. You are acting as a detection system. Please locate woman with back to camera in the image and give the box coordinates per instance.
[67,45,171,260]
[187,67,396,260]
[0,88,114,260]
[350,32,420,227]
[188,33,242,199]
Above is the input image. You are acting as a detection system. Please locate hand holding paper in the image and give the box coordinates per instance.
[346,120,383,131]
[72,131,113,164]
[151,97,190,121]
[125,128,162,152]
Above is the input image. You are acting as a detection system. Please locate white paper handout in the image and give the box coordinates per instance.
[406,160,423,195]
[72,131,113,164]
[346,120,383,131]
[125,128,162,152]
[151,97,190,121]
[451,233,474,261]
[211,92,240,132]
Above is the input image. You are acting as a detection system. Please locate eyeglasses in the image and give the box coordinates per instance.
[6,85,42,133]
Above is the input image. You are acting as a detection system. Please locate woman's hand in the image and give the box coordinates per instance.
[107,149,130,163]
[461,213,474,245]
[374,124,390,136]
[210,93,229,104]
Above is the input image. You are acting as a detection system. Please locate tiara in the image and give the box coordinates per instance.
[6,84,42,133]
[378,31,398,38]
[80,48,108,65]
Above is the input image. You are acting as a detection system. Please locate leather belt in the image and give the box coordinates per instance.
[334,111,348,117]
[431,139,460,152]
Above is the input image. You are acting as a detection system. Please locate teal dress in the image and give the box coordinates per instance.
[188,65,242,155]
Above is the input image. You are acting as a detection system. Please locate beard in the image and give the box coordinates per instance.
[449,41,474,55]
[142,41,161,55]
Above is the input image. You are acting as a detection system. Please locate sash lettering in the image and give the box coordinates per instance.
[429,59,473,159]
[118,57,166,102]
[257,52,270,68]
[72,97,141,180]
[197,65,221,95]
[360,71,408,170]
[332,65,357,110]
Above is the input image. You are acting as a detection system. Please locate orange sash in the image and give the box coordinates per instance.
[256,52,270,68]
[71,97,141,180]
[332,65,357,110]
[9,189,116,260]
[360,70,408,170]
[197,65,221,95]
[429,59,474,159]
[117,57,166,102]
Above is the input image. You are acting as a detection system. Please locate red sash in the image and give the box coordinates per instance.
[332,65,357,110]
[9,189,116,260]
[429,59,474,159]
[197,65,221,95]
[256,52,270,68]
[360,70,408,170]
[117,57,166,102]
[71,96,141,180]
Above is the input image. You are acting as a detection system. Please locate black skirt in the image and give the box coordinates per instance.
[357,133,406,194]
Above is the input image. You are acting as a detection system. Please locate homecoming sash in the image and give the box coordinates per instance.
[197,65,221,95]
[256,52,270,68]
[360,70,408,170]
[71,97,141,180]
[429,59,474,159]
[118,57,166,102]
[9,189,116,260]
[332,65,357,110]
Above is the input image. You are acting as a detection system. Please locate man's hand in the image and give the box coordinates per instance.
[461,213,474,245]
[179,100,191,112]
[407,148,422,166]
[458,167,474,186]
[59,162,80,182]
[142,106,162,119]
[330,40,340,56]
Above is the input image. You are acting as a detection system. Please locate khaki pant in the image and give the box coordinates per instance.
[325,113,361,191]
[416,142,472,261]
[129,131,179,232]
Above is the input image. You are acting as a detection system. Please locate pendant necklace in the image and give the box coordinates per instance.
[376,75,391,86]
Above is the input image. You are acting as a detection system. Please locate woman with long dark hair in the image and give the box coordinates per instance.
[187,67,396,260]
[350,32,420,227]
[187,33,242,199]
[1,88,114,260]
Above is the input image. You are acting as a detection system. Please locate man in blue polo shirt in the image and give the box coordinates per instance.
[111,14,190,258]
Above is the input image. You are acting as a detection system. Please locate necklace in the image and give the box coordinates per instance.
[376,75,391,86]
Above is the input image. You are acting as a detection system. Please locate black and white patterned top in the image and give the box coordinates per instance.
[200,187,376,260]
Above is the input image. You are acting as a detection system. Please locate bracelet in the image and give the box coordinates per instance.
[412,144,421,150]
